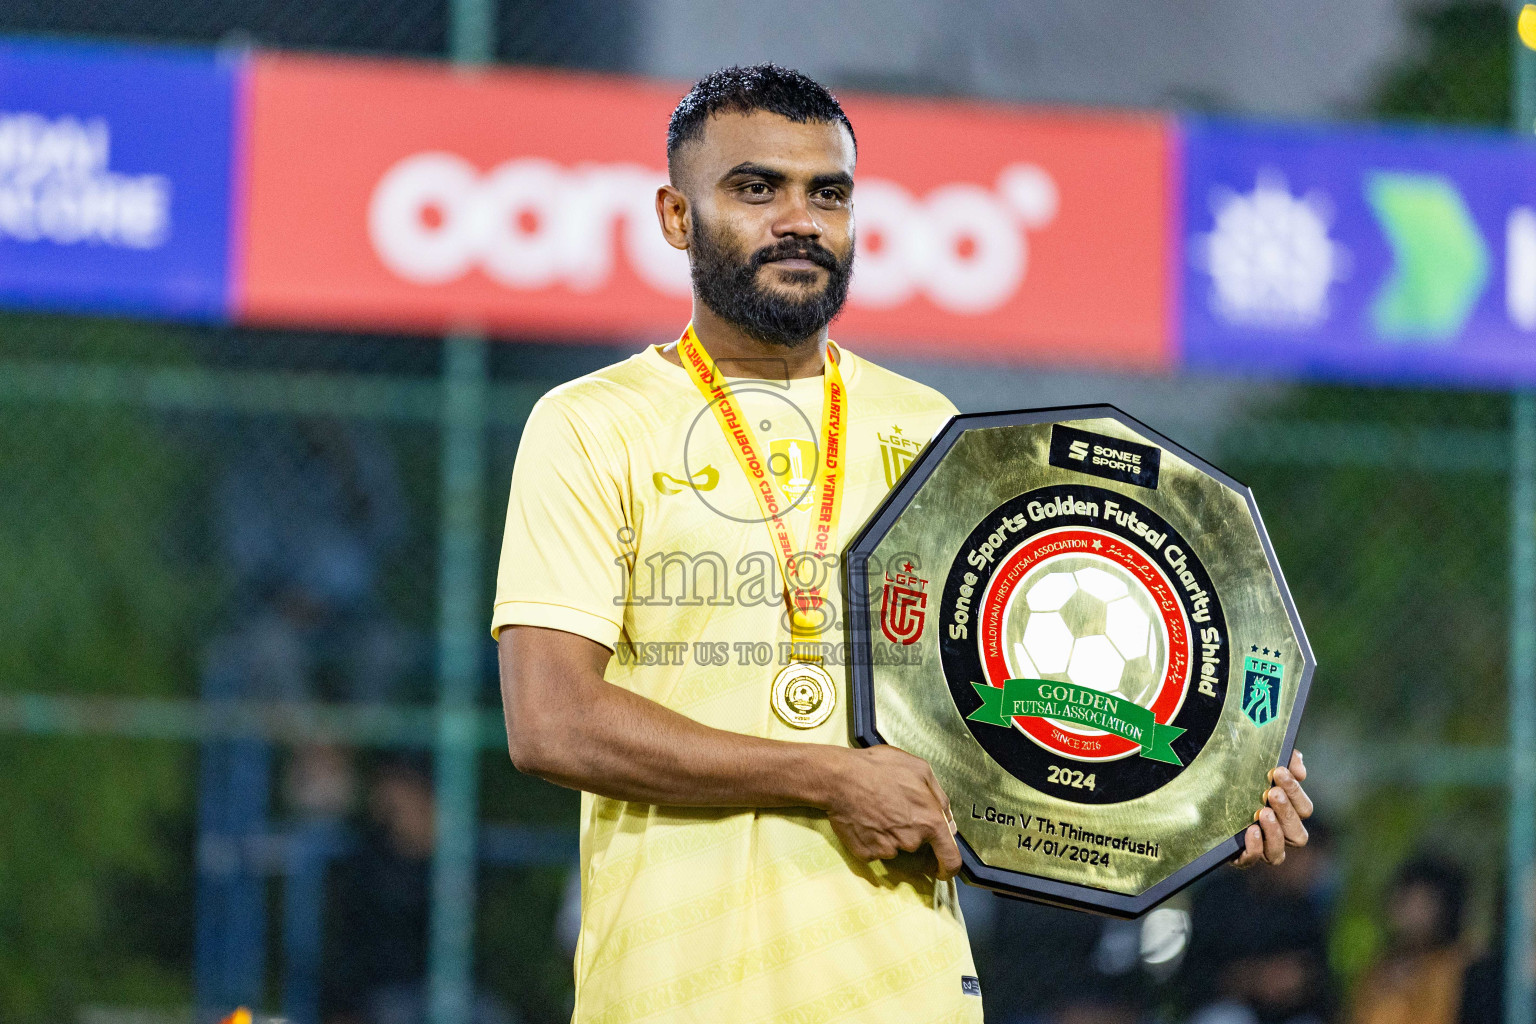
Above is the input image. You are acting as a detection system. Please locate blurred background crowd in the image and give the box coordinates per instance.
[4,1,1535,1023]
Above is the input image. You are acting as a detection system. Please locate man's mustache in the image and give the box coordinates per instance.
[750,240,841,271]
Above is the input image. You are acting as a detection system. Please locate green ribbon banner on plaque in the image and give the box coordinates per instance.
[968,679,1186,765]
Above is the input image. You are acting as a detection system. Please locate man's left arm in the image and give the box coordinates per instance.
[1234,749,1313,867]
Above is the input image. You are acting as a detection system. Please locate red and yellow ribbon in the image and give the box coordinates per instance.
[676,323,847,656]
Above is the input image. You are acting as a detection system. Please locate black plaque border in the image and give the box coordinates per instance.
[843,404,1316,919]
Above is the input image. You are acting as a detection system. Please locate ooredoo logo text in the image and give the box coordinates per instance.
[368,153,1059,315]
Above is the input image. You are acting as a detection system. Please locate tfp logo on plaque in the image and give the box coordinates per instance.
[845,407,1313,916]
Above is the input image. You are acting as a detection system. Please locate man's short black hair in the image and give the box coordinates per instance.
[666,63,856,182]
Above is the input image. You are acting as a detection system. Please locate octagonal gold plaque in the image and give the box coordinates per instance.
[844,407,1314,916]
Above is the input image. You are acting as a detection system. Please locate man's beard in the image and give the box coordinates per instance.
[689,217,854,348]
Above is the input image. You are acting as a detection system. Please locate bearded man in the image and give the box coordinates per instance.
[493,63,1313,1023]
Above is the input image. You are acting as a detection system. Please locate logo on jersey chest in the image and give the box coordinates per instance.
[878,425,923,489]
[653,465,719,495]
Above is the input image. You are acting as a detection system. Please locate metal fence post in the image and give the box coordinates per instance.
[1506,396,1536,1024]
[1509,11,1536,1024]
[427,3,496,1021]
[451,0,496,66]
[428,332,489,1024]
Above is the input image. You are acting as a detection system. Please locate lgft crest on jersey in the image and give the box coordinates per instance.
[878,424,923,489]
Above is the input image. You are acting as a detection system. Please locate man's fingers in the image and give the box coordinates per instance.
[1231,752,1311,868]
[1257,807,1286,864]
[1267,785,1310,846]
[1271,766,1314,821]
[1233,824,1263,868]
[924,771,953,820]
[918,772,961,879]
[930,821,963,880]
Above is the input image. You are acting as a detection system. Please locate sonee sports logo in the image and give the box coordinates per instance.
[1049,425,1162,490]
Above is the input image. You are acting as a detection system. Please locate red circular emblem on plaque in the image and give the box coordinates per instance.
[976,527,1192,762]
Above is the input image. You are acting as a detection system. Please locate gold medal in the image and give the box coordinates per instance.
[770,661,837,729]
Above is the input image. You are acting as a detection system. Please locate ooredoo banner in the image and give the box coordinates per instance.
[0,39,238,320]
[239,53,1173,368]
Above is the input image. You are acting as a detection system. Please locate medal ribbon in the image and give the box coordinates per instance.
[676,323,847,658]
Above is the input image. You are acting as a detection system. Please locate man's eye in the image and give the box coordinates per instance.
[743,183,771,196]
[815,189,846,204]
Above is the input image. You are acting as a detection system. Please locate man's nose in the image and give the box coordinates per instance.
[773,191,822,239]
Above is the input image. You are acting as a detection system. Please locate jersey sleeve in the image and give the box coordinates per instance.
[491,393,629,648]
[915,384,959,438]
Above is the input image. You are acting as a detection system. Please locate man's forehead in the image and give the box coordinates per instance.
[685,110,856,181]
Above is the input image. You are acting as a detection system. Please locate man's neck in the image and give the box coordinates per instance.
[658,302,829,379]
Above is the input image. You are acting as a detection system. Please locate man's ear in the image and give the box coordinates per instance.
[656,184,691,252]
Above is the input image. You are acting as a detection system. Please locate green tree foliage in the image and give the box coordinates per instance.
[1373,2,1510,126]
[1258,4,1520,981]
[1229,389,1510,742]
[0,314,203,1019]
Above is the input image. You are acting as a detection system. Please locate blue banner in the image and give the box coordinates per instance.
[0,39,237,321]
[1181,118,1536,387]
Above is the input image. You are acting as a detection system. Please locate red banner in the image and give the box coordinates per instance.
[240,53,1172,368]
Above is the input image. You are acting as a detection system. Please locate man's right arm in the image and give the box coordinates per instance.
[499,623,962,879]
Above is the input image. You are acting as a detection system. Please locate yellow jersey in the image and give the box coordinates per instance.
[492,338,981,1023]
